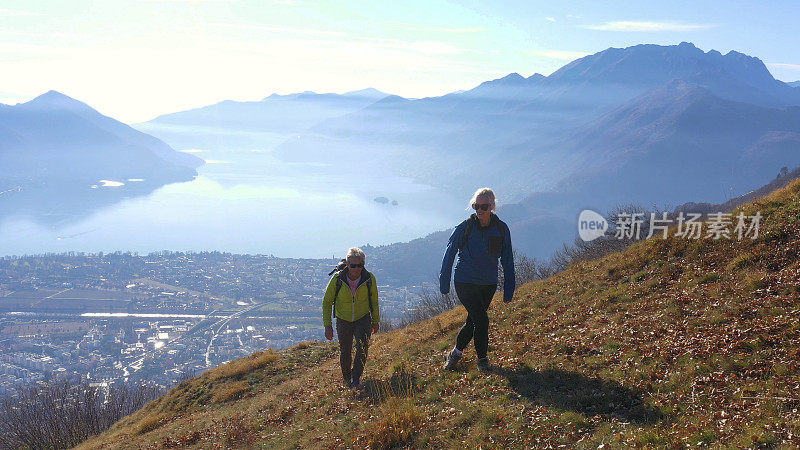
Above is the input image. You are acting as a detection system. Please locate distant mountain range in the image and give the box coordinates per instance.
[270,42,800,199]
[504,80,800,218]
[11,42,798,261]
[0,91,203,221]
[136,42,800,260]
[136,88,391,150]
[258,42,800,258]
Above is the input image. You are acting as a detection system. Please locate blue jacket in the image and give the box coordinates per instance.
[439,213,515,302]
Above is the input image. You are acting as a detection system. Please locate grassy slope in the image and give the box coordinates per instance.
[81,179,800,449]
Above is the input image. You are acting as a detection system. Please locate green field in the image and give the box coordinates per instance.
[0,288,133,311]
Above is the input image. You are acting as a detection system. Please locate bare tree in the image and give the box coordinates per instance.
[545,203,673,272]
[377,316,396,333]
[0,378,163,449]
[402,284,458,326]
[499,250,550,288]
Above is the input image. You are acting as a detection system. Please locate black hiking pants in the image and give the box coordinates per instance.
[336,314,371,384]
[454,282,497,359]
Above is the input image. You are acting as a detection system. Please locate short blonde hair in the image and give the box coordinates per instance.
[346,247,366,263]
[468,187,497,211]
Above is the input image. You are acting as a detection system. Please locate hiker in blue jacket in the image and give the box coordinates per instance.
[440,187,515,373]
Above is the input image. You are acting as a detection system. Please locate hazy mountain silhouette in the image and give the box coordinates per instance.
[0,91,203,222]
[128,43,800,260]
[137,89,392,150]
[270,43,799,200]
[508,80,800,222]
[546,42,798,106]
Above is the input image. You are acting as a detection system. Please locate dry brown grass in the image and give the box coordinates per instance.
[134,414,166,435]
[211,380,250,403]
[79,177,800,449]
[359,397,424,449]
[209,349,279,381]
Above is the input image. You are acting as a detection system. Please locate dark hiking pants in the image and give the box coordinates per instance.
[454,282,497,359]
[336,314,371,384]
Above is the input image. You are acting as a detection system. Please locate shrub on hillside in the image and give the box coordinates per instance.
[404,287,458,325]
[544,203,674,274]
[0,378,163,449]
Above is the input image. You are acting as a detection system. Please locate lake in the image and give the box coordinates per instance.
[0,128,467,258]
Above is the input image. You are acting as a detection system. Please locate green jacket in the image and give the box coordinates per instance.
[322,269,379,327]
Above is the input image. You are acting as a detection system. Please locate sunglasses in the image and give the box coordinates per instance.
[348,263,364,268]
[472,203,491,211]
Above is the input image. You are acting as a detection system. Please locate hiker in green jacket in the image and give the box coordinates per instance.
[322,247,380,388]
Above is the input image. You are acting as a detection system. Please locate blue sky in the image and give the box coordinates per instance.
[1,0,799,122]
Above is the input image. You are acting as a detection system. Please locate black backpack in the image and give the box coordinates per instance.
[459,217,476,251]
[459,214,506,255]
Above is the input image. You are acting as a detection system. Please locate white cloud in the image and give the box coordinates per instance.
[0,40,71,61]
[545,17,556,22]
[767,63,800,71]
[378,39,466,56]
[135,0,235,2]
[439,27,486,33]
[388,23,486,34]
[584,21,717,32]
[0,30,85,40]
[527,49,589,60]
[0,8,38,17]
[0,91,33,105]
[208,22,345,37]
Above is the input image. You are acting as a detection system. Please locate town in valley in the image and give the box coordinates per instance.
[0,251,424,395]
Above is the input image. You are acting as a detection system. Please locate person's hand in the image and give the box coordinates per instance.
[325,326,334,340]
[371,323,379,334]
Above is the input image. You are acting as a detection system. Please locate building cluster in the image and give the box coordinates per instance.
[0,252,428,396]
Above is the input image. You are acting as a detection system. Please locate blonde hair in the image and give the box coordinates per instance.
[468,187,497,211]
[346,247,366,263]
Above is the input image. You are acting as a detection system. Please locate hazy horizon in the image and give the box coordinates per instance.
[2,1,800,123]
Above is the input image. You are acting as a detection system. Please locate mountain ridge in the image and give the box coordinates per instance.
[137,89,395,150]
[269,42,800,199]
[506,79,800,223]
[134,42,800,261]
[0,90,203,221]
[144,89,393,129]
[266,43,800,259]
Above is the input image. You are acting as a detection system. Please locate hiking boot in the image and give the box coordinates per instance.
[349,378,361,389]
[477,357,491,373]
[443,349,462,371]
